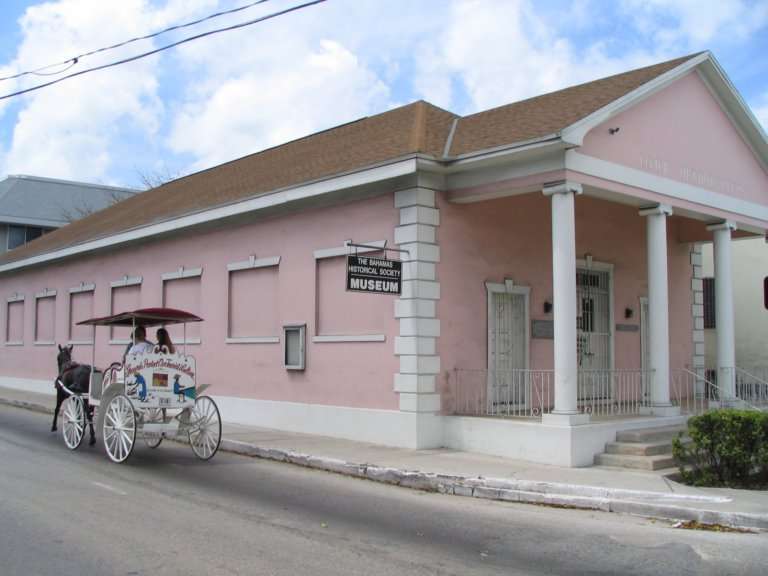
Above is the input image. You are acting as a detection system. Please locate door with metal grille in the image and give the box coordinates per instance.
[577,268,611,399]
[488,291,527,410]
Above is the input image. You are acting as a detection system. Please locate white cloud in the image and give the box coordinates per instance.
[621,0,768,48]
[414,0,663,113]
[0,0,211,181]
[167,33,390,171]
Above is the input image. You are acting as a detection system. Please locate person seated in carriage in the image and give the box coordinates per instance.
[126,326,154,356]
[155,328,176,354]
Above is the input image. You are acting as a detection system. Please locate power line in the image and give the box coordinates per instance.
[0,0,273,83]
[0,0,326,101]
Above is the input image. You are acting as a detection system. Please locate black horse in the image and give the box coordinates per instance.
[52,344,96,446]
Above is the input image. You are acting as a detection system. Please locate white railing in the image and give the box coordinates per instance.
[447,369,554,418]
[577,369,651,417]
[447,369,653,419]
[735,367,768,409]
[670,369,715,415]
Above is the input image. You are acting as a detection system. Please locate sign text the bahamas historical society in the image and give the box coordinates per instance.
[346,255,402,295]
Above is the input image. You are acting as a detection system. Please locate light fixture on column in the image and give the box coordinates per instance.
[609,127,620,135]
[544,300,553,314]
[625,307,634,319]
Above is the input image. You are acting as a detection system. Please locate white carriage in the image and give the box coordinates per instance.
[60,308,221,463]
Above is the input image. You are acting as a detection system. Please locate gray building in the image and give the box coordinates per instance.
[0,175,139,254]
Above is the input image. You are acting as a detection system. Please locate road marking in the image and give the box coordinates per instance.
[91,481,127,496]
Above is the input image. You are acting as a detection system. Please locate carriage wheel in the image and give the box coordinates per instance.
[188,396,221,461]
[102,394,136,463]
[143,408,164,449]
[62,395,86,450]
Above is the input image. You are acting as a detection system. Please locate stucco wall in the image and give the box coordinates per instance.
[0,192,400,410]
[580,71,768,209]
[437,192,694,395]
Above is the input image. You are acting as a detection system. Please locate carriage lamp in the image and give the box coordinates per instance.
[544,300,553,314]
[624,307,634,319]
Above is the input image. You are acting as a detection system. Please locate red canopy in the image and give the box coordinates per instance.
[77,307,203,327]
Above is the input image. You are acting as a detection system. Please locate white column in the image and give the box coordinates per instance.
[542,181,588,425]
[394,186,441,419]
[707,221,737,401]
[639,204,678,416]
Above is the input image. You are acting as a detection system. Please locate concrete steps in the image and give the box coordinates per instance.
[594,425,687,471]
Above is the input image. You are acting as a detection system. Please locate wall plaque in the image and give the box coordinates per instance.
[531,319,554,339]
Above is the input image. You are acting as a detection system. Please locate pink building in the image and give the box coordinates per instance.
[2,52,767,466]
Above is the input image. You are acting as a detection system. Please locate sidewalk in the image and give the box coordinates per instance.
[3,385,767,530]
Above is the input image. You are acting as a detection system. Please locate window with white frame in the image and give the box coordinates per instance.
[69,284,95,344]
[162,267,202,343]
[313,241,389,343]
[283,324,305,370]
[34,290,56,344]
[227,256,280,343]
[5,296,24,344]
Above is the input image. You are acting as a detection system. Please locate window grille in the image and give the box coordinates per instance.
[703,277,716,329]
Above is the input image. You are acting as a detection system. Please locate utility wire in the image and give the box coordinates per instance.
[0,0,273,83]
[0,0,326,101]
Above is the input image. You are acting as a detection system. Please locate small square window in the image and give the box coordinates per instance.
[283,324,306,370]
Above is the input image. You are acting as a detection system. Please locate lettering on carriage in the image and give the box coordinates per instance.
[125,357,195,378]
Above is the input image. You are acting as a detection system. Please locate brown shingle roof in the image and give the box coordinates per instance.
[0,53,700,268]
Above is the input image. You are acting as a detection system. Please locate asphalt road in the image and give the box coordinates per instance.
[1,404,767,576]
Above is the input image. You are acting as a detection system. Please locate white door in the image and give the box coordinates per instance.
[488,290,527,412]
[577,268,612,399]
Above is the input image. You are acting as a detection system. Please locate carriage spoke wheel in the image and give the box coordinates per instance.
[143,408,164,449]
[62,396,86,450]
[188,396,221,461]
[103,394,136,463]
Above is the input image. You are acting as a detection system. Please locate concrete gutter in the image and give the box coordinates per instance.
[4,396,766,531]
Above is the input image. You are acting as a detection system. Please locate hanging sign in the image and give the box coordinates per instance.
[346,255,402,295]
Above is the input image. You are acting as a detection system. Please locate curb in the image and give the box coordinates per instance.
[220,439,768,531]
[4,396,767,530]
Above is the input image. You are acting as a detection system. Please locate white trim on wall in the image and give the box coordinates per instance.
[313,239,386,260]
[110,275,142,288]
[225,336,280,344]
[68,282,95,294]
[0,158,418,275]
[226,255,280,272]
[6,293,24,303]
[313,334,386,343]
[566,151,768,224]
[161,266,203,281]
[34,289,57,299]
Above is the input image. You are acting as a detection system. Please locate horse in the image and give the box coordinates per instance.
[52,344,96,446]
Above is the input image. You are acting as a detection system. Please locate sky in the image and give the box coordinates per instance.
[0,0,766,189]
